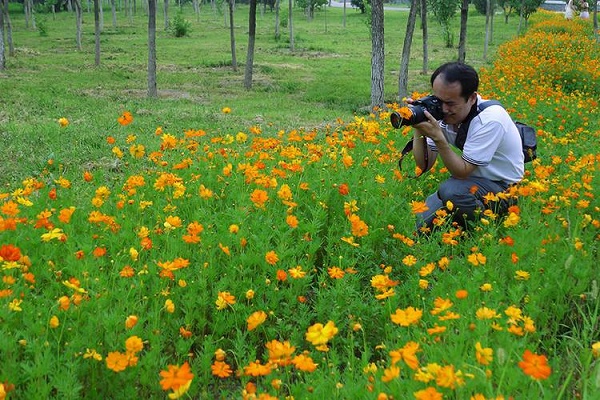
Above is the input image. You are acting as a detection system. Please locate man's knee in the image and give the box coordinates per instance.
[438,179,470,204]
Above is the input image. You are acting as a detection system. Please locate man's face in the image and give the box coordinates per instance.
[432,75,477,126]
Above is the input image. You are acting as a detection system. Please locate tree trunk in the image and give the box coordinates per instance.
[193,0,200,22]
[94,0,100,66]
[370,0,385,109]
[343,0,346,28]
[229,0,237,71]
[73,0,83,51]
[288,0,294,51]
[274,0,280,40]
[484,0,491,61]
[111,0,117,28]
[420,0,428,75]
[244,0,257,89]
[398,0,419,101]
[0,5,5,71]
[457,0,468,62]
[3,0,14,57]
[148,0,157,97]
[164,0,169,30]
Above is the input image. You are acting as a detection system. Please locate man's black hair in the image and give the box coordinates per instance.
[431,62,479,100]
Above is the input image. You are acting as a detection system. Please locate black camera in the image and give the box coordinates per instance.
[390,95,444,128]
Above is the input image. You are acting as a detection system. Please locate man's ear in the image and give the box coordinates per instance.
[468,92,478,105]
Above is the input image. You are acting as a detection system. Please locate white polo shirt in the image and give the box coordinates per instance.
[427,98,525,185]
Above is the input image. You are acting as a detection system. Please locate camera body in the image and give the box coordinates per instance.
[390,95,444,128]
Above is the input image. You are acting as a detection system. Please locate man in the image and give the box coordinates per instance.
[410,62,524,232]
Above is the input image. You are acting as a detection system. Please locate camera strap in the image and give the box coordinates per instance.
[398,137,428,177]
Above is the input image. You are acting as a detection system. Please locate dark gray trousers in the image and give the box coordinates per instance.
[416,176,512,230]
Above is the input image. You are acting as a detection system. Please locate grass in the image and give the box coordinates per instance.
[1,2,524,186]
[1,3,600,400]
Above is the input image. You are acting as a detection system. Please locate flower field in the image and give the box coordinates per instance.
[1,11,599,400]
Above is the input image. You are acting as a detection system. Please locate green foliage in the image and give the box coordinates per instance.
[428,0,461,47]
[1,6,600,398]
[351,0,370,13]
[169,11,192,37]
[37,16,49,37]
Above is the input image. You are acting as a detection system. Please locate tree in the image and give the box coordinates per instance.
[296,0,328,20]
[0,4,4,71]
[483,0,492,60]
[420,0,429,75]
[2,0,14,57]
[164,0,170,30]
[428,0,460,48]
[398,0,419,101]
[351,0,369,13]
[274,0,281,40]
[73,0,83,50]
[370,0,384,109]
[244,0,257,89]
[148,0,157,97]
[228,0,238,71]
[457,0,468,62]
[288,0,294,51]
[94,0,100,66]
[111,0,117,28]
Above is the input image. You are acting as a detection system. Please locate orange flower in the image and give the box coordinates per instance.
[286,214,299,228]
[106,351,129,372]
[266,339,296,366]
[410,201,429,214]
[125,336,144,354]
[0,244,21,262]
[265,250,279,266]
[250,189,269,208]
[211,360,233,378]
[414,387,443,400]
[390,307,423,327]
[338,183,349,195]
[292,354,318,372]
[247,310,268,331]
[125,315,138,329]
[244,360,272,377]
[118,111,133,126]
[159,361,194,391]
[215,291,236,310]
[518,350,551,380]
[328,267,345,279]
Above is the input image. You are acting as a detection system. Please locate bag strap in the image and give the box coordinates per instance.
[454,100,502,150]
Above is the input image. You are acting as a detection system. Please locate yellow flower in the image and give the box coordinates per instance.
[165,299,175,313]
[8,299,23,312]
[222,107,232,114]
[592,342,600,358]
[515,270,530,280]
[58,117,69,127]
[305,321,338,347]
[475,342,493,365]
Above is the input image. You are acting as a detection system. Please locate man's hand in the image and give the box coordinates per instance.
[413,110,446,144]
